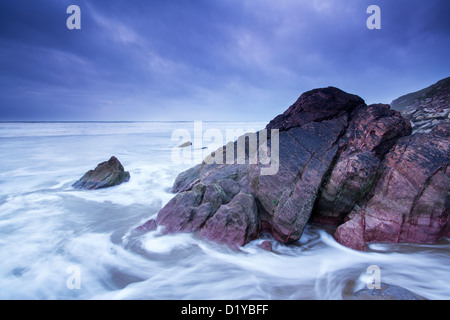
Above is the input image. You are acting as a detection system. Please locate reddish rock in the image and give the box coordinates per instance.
[313,104,411,225]
[199,192,259,248]
[136,219,157,232]
[335,122,450,250]
[258,241,273,252]
[154,115,348,247]
[334,211,367,251]
[156,183,212,233]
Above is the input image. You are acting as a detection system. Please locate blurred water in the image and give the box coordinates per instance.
[0,122,448,300]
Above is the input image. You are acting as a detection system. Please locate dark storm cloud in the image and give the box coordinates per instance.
[0,0,449,120]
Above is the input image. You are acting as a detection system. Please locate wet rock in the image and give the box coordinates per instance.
[156,183,211,233]
[146,87,363,248]
[353,283,425,300]
[199,192,260,248]
[334,211,366,251]
[136,219,157,232]
[152,114,351,247]
[313,104,411,225]
[258,240,273,252]
[335,122,450,250]
[139,81,449,251]
[72,156,130,190]
[250,116,349,243]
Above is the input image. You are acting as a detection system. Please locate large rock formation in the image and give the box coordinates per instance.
[73,156,130,190]
[140,80,449,251]
[333,78,450,250]
[154,87,364,246]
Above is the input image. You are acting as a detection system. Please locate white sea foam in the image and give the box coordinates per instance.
[0,121,448,300]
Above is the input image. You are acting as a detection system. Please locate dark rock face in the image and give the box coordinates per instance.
[313,104,411,225]
[155,117,349,246]
[72,156,130,190]
[150,87,362,247]
[335,122,450,250]
[250,116,348,243]
[391,77,450,134]
[266,86,364,132]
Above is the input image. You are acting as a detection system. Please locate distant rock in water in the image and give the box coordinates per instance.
[391,77,450,134]
[178,141,192,148]
[72,156,130,190]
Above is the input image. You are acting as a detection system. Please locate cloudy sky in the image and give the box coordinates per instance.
[0,0,449,121]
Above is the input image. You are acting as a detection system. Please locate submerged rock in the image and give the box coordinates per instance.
[352,283,425,300]
[72,156,130,190]
[258,241,273,252]
[135,219,157,232]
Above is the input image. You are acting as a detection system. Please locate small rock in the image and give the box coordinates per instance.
[72,156,130,190]
[258,240,273,252]
[136,219,157,232]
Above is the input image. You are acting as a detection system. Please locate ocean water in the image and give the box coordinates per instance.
[0,121,449,300]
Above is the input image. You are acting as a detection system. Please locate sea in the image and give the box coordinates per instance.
[0,121,449,300]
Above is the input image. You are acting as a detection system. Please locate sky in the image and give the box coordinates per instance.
[0,0,449,121]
